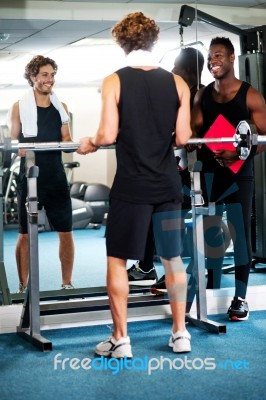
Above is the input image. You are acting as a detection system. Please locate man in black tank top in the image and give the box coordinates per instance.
[191,37,266,321]
[8,55,75,293]
[78,12,192,357]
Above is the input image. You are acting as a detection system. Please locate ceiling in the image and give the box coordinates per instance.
[0,0,266,88]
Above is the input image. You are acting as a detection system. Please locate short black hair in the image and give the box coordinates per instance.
[209,37,235,54]
[173,47,204,76]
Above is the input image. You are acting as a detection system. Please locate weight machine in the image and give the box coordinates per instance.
[0,119,260,350]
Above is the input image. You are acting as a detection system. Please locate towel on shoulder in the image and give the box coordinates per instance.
[19,88,69,137]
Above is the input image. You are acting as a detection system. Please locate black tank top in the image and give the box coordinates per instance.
[110,66,183,204]
[198,81,254,177]
[18,104,66,184]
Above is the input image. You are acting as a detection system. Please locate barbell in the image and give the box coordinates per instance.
[0,120,264,169]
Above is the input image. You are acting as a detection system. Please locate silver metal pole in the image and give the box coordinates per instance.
[17,151,52,351]
[185,151,226,333]
[5,135,266,153]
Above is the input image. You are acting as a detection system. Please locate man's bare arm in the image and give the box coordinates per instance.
[61,102,73,142]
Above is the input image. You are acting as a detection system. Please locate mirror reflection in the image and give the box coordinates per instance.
[0,2,266,303]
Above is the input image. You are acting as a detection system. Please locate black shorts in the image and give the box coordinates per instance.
[105,198,184,260]
[17,178,72,234]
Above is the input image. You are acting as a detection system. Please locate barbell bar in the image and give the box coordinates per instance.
[0,120,265,168]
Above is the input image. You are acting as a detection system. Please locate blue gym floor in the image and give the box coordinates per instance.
[3,226,266,294]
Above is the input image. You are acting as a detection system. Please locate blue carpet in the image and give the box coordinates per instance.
[1,312,266,400]
[3,227,266,294]
[4,227,109,292]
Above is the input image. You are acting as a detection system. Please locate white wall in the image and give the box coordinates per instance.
[56,86,116,188]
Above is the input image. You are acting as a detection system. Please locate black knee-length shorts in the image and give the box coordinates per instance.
[17,176,72,234]
[105,198,184,260]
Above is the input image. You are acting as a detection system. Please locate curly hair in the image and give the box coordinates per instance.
[24,55,58,87]
[111,12,160,54]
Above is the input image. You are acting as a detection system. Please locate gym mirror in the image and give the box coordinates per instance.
[0,2,265,304]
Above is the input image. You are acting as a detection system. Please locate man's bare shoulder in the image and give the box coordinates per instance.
[172,73,185,85]
[11,100,19,109]
[247,84,264,96]
[246,84,266,106]
[9,101,20,118]
[103,72,120,86]
[101,73,120,100]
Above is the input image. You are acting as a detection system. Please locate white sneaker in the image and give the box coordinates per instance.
[61,283,75,289]
[169,329,191,353]
[95,336,133,358]
[17,283,27,294]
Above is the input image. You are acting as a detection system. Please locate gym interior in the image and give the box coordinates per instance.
[0,1,266,400]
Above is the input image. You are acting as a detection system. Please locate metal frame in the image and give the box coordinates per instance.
[14,148,228,352]
[0,152,11,305]
[185,151,226,334]
[0,128,263,347]
[16,151,52,351]
[14,151,170,351]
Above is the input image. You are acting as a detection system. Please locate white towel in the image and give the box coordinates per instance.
[125,50,159,67]
[19,88,69,137]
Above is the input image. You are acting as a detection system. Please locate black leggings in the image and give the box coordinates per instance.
[202,173,254,298]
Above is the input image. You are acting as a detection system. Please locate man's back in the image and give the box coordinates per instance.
[111,66,182,203]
